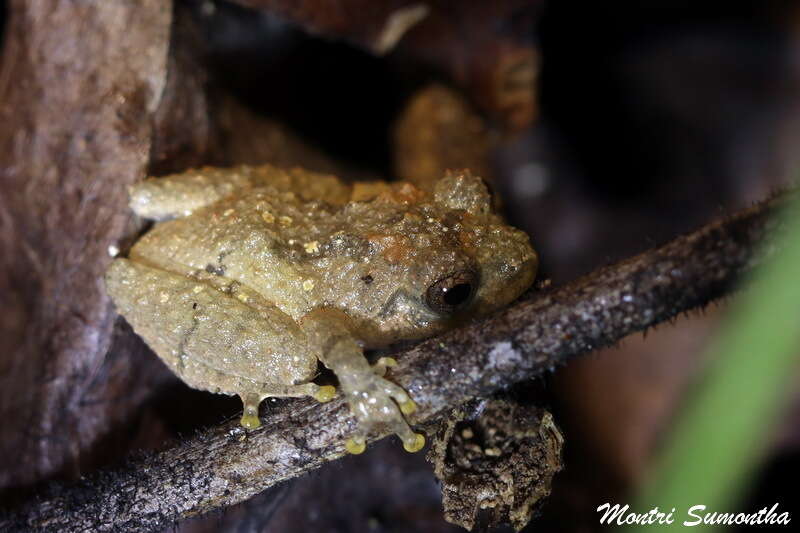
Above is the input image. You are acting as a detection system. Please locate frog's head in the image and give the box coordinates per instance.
[331,170,537,345]
[426,170,538,317]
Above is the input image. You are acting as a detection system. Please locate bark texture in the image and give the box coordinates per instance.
[0,0,172,490]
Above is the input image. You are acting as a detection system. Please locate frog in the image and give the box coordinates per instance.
[105,164,537,454]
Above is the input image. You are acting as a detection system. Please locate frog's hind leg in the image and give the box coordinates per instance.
[238,382,337,429]
[106,259,332,430]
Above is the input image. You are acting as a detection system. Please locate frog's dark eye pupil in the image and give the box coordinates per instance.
[425,270,478,315]
[443,283,472,307]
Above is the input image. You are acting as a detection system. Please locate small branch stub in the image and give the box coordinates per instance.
[427,398,564,531]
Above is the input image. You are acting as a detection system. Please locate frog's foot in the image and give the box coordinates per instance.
[238,383,337,429]
[341,372,425,453]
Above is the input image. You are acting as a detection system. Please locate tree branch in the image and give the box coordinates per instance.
[1,194,786,532]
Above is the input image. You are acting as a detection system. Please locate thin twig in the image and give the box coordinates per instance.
[1,194,786,532]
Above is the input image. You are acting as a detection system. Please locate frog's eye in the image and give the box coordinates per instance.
[425,270,478,315]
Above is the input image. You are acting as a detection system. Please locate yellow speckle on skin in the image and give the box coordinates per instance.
[236,293,249,302]
[261,211,275,224]
[303,279,315,291]
[159,292,169,303]
[192,285,204,294]
[279,215,293,227]
[223,208,235,216]
[304,241,320,254]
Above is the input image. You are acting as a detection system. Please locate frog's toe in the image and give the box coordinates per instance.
[384,396,425,452]
[345,434,367,455]
[241,413,261,429]
[240,392,263,429]
[379,380,416,414]
[403,432,426,453]
[371,356,397,377]
[398,398,417,415]
[313,384,337,402]
[390,417,426,453]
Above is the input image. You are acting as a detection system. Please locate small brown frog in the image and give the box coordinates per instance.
[106,165,537,453]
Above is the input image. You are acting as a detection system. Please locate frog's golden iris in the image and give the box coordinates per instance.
[425,269,478,315]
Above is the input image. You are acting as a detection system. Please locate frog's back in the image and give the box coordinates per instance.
[130,186,335,318]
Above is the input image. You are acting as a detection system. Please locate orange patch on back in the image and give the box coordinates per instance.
[367,233,413,264]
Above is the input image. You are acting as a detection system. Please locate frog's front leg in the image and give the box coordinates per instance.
[300,308,425,454]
